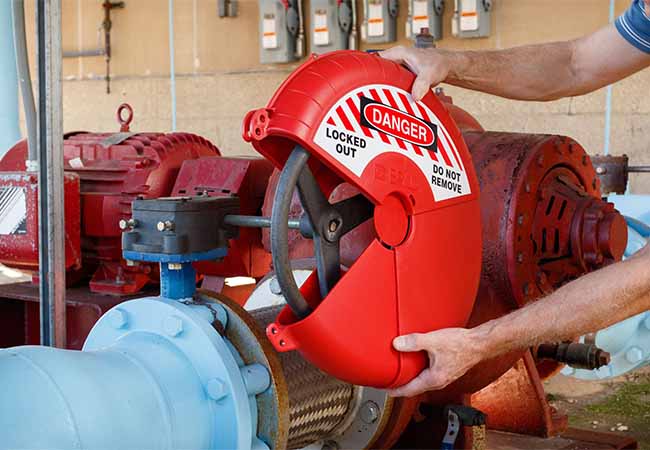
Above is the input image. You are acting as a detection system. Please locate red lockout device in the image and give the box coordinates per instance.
[243,50,482,388]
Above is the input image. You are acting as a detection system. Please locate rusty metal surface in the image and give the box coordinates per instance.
[430,131,627,398]
[591,154,629,195]
[487,429,637,450]
[471,351,567,438]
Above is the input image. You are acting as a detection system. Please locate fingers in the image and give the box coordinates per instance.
[378,46,406,64]
[387,368,447,397]
[393,333,427,352]
[412,75,433,102]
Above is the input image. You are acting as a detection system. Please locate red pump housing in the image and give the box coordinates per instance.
[244,51,482,388]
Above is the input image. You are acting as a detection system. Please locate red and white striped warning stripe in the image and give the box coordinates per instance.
[325,86,464,172]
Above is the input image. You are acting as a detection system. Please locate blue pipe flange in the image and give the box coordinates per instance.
[87,295,271,450]
[563,194,650,380]
[0,294,272,450]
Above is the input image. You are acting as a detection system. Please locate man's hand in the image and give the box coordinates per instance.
[379,46,453,101]
[387,327,484,397]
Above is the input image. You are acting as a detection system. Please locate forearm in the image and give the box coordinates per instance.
[472,245,650,357]
[440,41,578,101]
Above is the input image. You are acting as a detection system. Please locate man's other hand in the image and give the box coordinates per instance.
[387,328,483,397]
[379,46,451,101]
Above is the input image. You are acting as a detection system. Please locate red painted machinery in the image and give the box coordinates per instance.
[0,105,274,298]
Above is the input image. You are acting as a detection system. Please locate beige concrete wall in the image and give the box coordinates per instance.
[16,0,650,192]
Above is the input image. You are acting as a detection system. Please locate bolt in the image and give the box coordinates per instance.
[596,166,607,175]
[517,252,524,264]
[167,263,183,271]
[118,218,137,230]
[517,214,524,226]
[163,315,184,337]
[595,365,612,379]
[269,277,282,295]
[206,378,229,401]
[157,220,174,232]
[108,308,128,329]
[562,366,575,376]
[360,400,380,424]
[328,220,339,233]
[525,183,531,193]
[625,347,644,364]
[125,259,136,267]
[240,364,271,396]
[322,441,340,450]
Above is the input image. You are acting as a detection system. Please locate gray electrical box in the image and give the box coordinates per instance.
[361,0,398,44]
[309,0,354,53]
[259,0,304,64]
[406,0,444,41]
[451,0,492,38]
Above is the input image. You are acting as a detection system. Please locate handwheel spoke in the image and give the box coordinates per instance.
[314,237,341,299]
[296,162,330,230]
[332,194,374,236]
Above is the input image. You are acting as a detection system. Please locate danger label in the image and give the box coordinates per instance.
[360,96,437,150]
[314,84,471,201]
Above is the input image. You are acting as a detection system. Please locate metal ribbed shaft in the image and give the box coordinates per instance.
[250,306,356,449]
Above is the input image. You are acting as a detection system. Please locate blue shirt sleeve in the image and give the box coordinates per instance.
[616,0,650,53]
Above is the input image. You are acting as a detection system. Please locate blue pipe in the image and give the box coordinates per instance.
[0,1,22,156]
[603,0,616,156]
[0,297,271,450]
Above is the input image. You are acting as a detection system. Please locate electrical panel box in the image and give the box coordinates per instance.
[259,0,304,64]
[361,0,398,44]
[309,0,354,53]
[452,0,492,38]
[406,0,444,41]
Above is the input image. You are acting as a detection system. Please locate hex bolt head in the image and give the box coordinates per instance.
[595,365,612,379]
[119,218,137,230]
[322,441,340,450]
[206,378,229,401]
[269,277,282,295]
[157,220,174,232]
[643,314,650,331]
[167,263,183,271]
[625,346,644,364]
[108,308,128,329]
[240,364,271,396]
[163,315,184,337]
[360,400,380,424]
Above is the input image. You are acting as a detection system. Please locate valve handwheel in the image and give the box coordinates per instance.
[271,146,374,319]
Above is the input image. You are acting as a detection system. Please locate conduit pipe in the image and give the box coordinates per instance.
[11,0,37,168]
[0,0,21,157]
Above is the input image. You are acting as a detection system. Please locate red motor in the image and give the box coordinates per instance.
[0,104,219,295]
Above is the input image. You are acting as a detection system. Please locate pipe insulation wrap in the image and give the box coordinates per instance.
[250,306,357,449]
[0,0,21,156]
